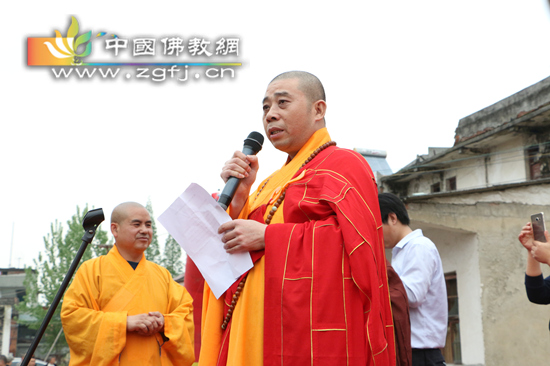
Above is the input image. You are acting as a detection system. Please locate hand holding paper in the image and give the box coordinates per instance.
[158,183,253,299]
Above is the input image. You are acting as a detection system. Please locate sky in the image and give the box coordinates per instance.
[2,1,550,269]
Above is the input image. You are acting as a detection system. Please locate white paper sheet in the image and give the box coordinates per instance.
[158,183,253,299]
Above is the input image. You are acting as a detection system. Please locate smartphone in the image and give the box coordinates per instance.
[531,212,547,243]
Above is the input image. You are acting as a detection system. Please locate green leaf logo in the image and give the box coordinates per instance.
[43,16,105,64]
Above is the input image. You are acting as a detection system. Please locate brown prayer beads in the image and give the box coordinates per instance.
[221,275,247,330]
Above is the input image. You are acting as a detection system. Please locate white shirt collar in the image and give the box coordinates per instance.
[394,228,423,250]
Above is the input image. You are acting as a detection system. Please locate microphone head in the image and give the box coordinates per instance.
[244,131,264,154]
[82,208,105,231]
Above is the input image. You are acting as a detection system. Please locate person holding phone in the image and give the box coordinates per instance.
[518,217,550,306]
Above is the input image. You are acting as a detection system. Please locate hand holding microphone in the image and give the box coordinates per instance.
[218,131,267,253]
[219,132,264,211]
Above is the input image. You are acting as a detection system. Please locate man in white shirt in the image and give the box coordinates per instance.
[378,193,447,366]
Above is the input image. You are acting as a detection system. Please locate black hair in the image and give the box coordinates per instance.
[378,193,410,225]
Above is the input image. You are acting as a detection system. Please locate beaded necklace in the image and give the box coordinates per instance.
[221,140,336,330]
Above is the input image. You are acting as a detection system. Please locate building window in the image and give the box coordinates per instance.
[528,146,542,180]
[431,182,441,193]
[443,272,461,364]
[446,177,457,191]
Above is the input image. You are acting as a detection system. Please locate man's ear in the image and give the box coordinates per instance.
[111,223,119,238]
[388,212,398,225]
[313,100,327,122]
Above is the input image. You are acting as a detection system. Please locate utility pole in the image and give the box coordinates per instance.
[9,222,14,267]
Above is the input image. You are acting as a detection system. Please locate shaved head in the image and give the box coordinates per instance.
[270,71,326,105]
[111,202,147,224]
[110,202,152,262]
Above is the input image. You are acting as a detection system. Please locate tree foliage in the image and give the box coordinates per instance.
[17,205,110,357]
[145,199,184,277]
[161,235,184,278]
[145,199,161,264]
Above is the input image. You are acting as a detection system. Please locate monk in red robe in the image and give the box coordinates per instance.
[199,71,395,366]
[61,202,194,366]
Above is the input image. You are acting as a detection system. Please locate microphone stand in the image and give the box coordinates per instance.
[21,208,105,366]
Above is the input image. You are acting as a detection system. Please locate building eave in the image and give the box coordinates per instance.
[402,177,550,202]
[382,103,550,185]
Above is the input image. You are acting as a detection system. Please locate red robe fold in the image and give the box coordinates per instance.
[263,146,395,365]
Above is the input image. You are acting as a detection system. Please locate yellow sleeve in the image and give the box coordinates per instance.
[160,277,195,366]
[61,261,127,366]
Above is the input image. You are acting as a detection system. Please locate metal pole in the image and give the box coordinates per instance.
[21,208,104,366]
[44,327,63,361]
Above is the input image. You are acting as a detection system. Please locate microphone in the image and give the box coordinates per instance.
[218,131,264,210]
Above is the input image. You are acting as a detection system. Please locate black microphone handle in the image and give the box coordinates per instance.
[218,145,258,210]
[218,178,238,210]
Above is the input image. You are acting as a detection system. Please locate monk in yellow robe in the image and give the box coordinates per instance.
[199,71,395,365]
[61,202,194,366]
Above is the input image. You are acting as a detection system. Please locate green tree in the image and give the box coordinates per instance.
[161,235,184,277]
[145,199,161,264]
[17,205,110,358]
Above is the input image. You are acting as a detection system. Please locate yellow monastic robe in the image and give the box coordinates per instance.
[61,245,195,366]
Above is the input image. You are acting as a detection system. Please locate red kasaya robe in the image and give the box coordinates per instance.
[200,128,395,366]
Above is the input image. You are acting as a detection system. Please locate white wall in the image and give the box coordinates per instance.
[404,137,528,196]
[486,138,527,185]
[453,158,487,191]
[412,222,485,366]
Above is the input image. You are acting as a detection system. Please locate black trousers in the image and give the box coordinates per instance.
[412,348,446,366]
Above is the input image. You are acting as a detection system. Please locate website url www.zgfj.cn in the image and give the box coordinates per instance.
[50,65,237,82]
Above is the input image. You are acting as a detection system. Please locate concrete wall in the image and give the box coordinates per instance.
[486,138,527,186]
[453,158,486,191]
[412,223,484,365]
[453,137,526,190]
[405,184,550,366]
[402,136,528,196]
[406,174,444,196]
